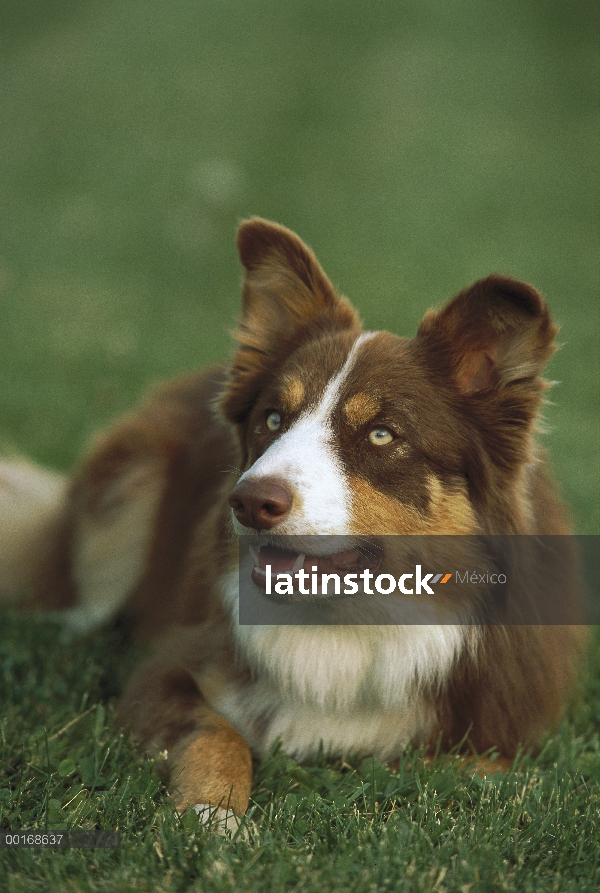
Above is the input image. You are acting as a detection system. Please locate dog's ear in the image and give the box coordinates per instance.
[220,218,359,424]
[416,275,558,395]
[415,275,559,495]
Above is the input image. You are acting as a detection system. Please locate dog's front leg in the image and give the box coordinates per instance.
[118,661,252,823]
[168,703,252,819]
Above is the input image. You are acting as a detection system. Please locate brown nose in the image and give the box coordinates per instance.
[228,477,293,530]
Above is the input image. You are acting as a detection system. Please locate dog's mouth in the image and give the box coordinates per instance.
[249,541,383,592]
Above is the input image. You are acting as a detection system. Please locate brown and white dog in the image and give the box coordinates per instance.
[0,218,583,824]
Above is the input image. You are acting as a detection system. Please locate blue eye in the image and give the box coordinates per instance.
[266,411,281,432]
[368,427,394,446]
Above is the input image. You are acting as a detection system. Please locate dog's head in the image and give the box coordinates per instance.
[220,218,558,547]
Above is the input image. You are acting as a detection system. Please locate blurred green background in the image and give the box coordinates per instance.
[0,0,598,531]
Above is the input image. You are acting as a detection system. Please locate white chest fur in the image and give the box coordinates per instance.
[217,570,466,760]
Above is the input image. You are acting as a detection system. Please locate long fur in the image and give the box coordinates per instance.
[0,459,66,602]
[0,218,584,818]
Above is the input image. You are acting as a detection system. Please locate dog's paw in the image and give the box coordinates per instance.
[192,803,249,838]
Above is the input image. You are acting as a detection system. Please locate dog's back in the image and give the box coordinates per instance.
[0,368,238,637]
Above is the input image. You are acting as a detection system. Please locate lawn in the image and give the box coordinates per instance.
[1,617,599,892]
[0,1,598,890]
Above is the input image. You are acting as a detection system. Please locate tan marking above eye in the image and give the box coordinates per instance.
[343,393,381,428]
[280,378,306,414]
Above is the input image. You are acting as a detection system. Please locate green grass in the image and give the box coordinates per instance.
[1,616,599,892]
[0,1,598,890]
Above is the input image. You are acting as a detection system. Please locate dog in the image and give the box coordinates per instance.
[0,218,583,826]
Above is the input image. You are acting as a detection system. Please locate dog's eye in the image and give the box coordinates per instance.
[266,411,282,432]
[368,427,394,446]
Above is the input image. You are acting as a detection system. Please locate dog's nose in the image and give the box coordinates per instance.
[228,478,293,530]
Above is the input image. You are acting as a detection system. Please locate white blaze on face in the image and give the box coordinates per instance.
[233,332,377,536]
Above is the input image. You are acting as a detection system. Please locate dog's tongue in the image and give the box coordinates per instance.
[257,546,363,576]
[257,546,299,574]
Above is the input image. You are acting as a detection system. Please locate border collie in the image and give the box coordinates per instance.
[0,218,582,825]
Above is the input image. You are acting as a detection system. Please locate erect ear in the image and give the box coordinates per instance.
[220,218,360,425]
[416,275,559,395]
[415,275,559,495]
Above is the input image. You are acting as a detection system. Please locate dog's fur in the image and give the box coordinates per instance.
[0,218,583,818]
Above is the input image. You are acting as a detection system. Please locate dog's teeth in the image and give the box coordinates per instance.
[253,566,266,577]
[249,546,260,564]
[291,553,306,573]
